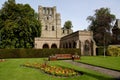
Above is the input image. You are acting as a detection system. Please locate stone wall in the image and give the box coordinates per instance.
[35,37,60,49]
[60,31,96,56]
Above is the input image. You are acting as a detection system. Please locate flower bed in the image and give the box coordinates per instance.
[23,62,79,77]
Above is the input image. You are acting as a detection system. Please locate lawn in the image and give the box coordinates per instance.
[78,56,120,71]
[0,58,114,80]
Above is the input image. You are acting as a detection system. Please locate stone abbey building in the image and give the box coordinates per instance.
[34,6,96,56]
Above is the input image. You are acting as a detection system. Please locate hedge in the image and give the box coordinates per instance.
[0,48,81,59]
[96,46,108,56]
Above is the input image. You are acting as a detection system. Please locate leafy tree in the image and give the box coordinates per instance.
[0,0,41,48]
[87,8,116,46]
[63,20,73,29]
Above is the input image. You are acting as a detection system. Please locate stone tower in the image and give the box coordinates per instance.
[35,6,96,56]
[38,6,61,38]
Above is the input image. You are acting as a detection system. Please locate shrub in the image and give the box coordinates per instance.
[107,46,120,56]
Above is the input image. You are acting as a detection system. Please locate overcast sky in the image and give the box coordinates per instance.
[0,0,120,31]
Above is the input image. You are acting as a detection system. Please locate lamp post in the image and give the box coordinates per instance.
[103,28,107,57]
[103,33,106,57]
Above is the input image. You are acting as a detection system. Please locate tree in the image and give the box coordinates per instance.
[63,20,73,29]
[0,0,41,48]
[87,7,116,46]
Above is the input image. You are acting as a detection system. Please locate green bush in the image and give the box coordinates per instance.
[107,46,120,56]
[0,48,81,58]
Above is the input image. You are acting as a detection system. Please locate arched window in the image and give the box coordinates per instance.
[51,44,57,48]
[43,44,49,48]
[52,26,54,31]
[47,16,49,20]
[45,25,48,30]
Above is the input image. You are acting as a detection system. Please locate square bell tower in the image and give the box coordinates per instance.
[38,6,61,38]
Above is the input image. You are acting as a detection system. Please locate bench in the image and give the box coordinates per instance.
[49,54,80,61]
[55,54,72,59]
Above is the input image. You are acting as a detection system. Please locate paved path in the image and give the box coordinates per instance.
[64,60,120,79]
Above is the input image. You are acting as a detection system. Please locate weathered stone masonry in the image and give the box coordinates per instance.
[35,6,96,56]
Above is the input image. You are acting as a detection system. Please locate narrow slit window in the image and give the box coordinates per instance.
[45,25,48,30]
[52,26,54,31]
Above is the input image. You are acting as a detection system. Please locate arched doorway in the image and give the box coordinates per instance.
[73,41,77,48]
[63,44,66,48]
[51,44,57,48]
[69,42,72,48]
[66,43,68,48]
[84,40,90,56]
[43,44,49,48]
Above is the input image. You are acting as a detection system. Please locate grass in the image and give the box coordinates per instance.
[77,56,120,71]
[0,58,114,80]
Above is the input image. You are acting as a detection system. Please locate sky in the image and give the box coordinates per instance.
[0,0,120,31]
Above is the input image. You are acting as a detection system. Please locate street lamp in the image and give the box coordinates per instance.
[103,28,108,57]
[103,33,106,57]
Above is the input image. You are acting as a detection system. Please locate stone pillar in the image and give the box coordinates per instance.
[76,40,79,48]
[71,42,73,48]
[93,42,97,56]
[81,42,84,55]
[67,42,69,48]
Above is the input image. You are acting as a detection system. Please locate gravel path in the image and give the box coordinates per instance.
[64,60,120,79]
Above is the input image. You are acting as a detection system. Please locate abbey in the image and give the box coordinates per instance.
[34,6,96,56]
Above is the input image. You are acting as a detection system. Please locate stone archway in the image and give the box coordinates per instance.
[43,44,49,48]
[51,44,57,48]
[73,41,77,48]
[66,43,68,48]
[84,40,90,56]
[69,42,72,48]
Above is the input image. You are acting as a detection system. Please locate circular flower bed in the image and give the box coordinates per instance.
[23,63,79,77]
